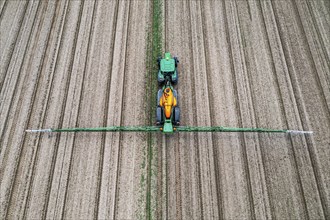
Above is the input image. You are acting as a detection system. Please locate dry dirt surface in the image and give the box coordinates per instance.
[1,0,329,219]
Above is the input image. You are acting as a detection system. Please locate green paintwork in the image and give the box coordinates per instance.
[163,120,174,133]
[160,58,175,72]
[157,52,178,84]
[165,52,171,60]
[175,126,287,133]
[52,126,160,132]
[171,69,177,81]
[162,84,173,91]
[27,126,311,134]
[158,70,164,80]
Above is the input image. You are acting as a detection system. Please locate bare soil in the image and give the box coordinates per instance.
[0,0,329,219]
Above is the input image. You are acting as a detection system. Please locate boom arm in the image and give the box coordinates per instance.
[26,126,161,133]
[175,126,313,134]
[26,125,312,134]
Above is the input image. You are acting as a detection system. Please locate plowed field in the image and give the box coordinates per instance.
[1,0,329,219]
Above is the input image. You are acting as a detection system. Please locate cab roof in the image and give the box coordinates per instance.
[160,52,175,72]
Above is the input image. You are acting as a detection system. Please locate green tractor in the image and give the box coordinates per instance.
[157,52,179,85]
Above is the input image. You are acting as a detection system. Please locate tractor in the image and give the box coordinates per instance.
[156,52,180,133]
[157,52,179,85]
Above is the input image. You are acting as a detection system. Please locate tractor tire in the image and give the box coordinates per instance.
[173,89,178,105]
[173,107,180,125]
[171,72,178,85]
[156,107,163,125]
[158,69,165,86]
[171,77,178,85]
[174,56,179,67]
[171,69,178,85]
[157,56,161,68]
[173,62,182,85]
[157,89,163,106]
[158,75,165,85]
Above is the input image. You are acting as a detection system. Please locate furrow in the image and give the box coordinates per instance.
[1,0,329,218]
[271,0,329,217]
[163,0,204,218]
[156,136,163,220]
[61,1,127,219]
[0,0,8,18]
[0,5,40,204]
[0,0,40,147]
[22,0,71,217]
[164,0,168,51]
[237,0,312,218]
[93,1,131,219]
[60,1,100,218]
[114,2,151,218]
[24,1,85,219]
[3,2,59,218]
[187,0,202,218]
[165,136,169,218]
[199,1,223,219]
[175,138,182,220]
[0,0,23,54]
[96,0,119,218]
[295,0,330,114]
[260,0,325,218]
[222,0,266,218]
[221,0,253,218]
[188,1,205,218]
[112,1,131,219]
[258,0,310,217]
[0,0,28,90]
[0,1,49,216]
[44,3,85,217]
[234,0,278,218]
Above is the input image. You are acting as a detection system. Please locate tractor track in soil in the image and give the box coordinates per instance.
[23,1,78,218]
[1,0,329,219]
[1,1,151,219]
[162,0,329,219]
[2,1,60,218]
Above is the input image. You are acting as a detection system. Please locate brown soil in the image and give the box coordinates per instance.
[0,0,329,219]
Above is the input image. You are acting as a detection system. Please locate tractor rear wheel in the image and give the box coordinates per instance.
[171,77,178,85]
[173,89,178,105]
[156,107,163,125]
[158,74,165,85]
[173,107,180,125]
[157,89,163,105]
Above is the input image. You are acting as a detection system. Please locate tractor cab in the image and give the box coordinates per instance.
[157,52,179,85]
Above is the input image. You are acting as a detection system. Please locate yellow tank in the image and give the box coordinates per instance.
[159,87,177,119]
